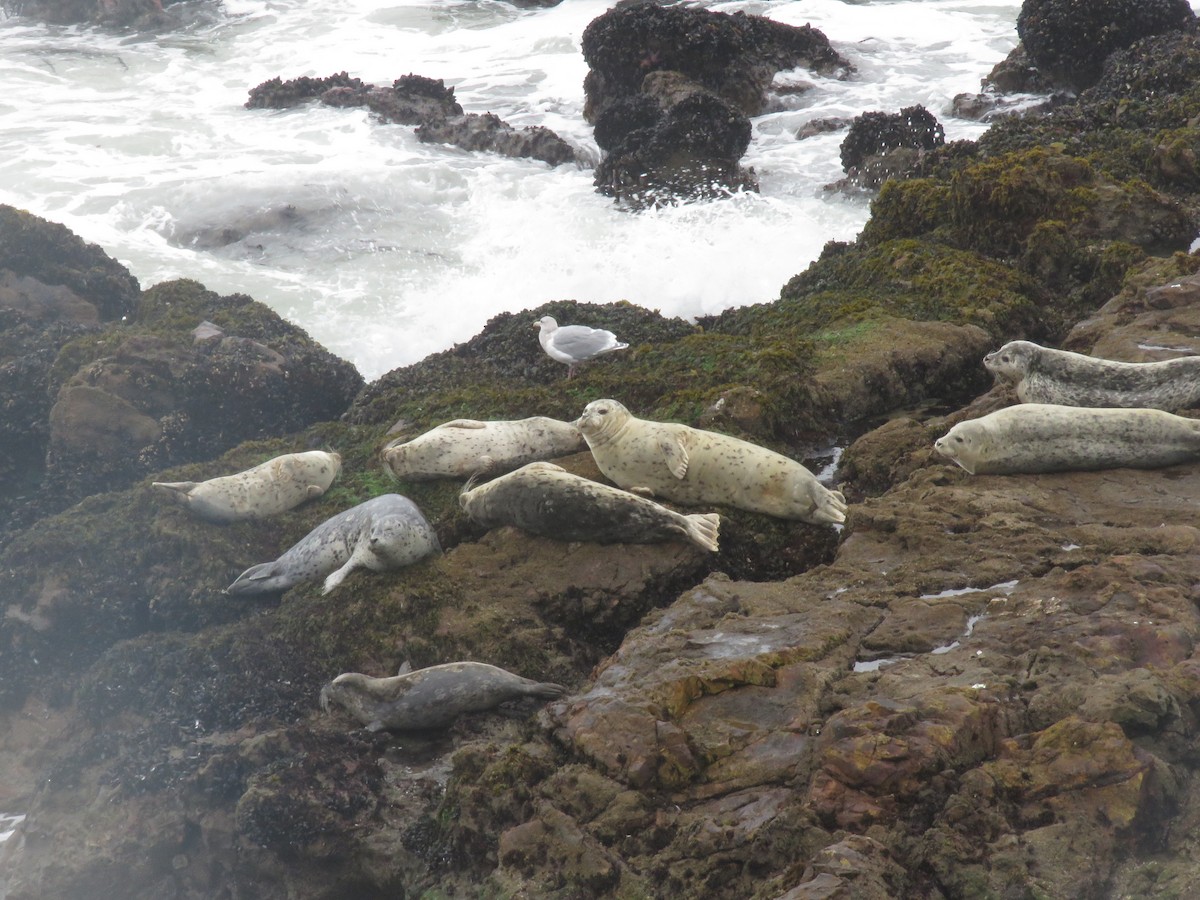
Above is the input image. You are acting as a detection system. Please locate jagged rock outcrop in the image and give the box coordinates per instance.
[581,2,852,206]
[1017,0,1196,92]
[245,72,582,166]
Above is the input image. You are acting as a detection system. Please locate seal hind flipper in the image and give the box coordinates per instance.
[151,481,197,502]
[226,561,283,594]
[682,512,721,552]
[525,681,568,700]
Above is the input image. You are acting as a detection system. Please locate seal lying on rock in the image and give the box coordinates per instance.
[934,403,1200,475]
[575,399,846,525]
[319,661,567,731]
[227,493,440,595]
[381,417,585,481]
[152,450,342,523]
[459,461,720,551]
[984,339,1200,410]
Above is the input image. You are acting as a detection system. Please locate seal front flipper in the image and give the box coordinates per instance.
[661,437,689,479]
[442,419,488,430]
[321,554,363,595]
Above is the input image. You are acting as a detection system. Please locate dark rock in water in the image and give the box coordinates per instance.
[581,2,851,122]
[593,94,662,153]
[1017,0,1196,92]
[581,3,849,206]
[594,90,758,207]
[839,105,945,174]
[245,72,365,110]
[331,74,464,127]
[245,71,579,165]
[982,42,1056,95]
[417,113,581,167]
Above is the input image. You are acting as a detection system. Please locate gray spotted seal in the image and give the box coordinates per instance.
[934,403,1200,475]
[984,339,1200,410]
[319,661,567,731]
[227,493,440,596]
[459,461,720,551]
[152,450,341,523]
[575,399,847,525]
[382,417,585,482]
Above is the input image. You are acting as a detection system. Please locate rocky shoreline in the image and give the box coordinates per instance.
[7,1,1200,898]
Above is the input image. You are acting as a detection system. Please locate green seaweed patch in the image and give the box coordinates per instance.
[136,278,298,341]
[765,239,1043,340]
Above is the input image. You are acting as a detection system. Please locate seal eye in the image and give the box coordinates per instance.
[598,408,609,416]
[954,436,964,443]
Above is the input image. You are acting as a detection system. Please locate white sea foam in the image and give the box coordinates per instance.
[0,1,1033,378]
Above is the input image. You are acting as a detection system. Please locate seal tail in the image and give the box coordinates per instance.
[681,512,721,552]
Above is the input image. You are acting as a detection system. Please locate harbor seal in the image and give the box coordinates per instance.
[152,450,341,523]
[575,399,846,525]
[459,461,720,551]
[984,339,1200,410]
[934,403,1200,475]
[381,417,585,482]
[319,661,567,731]
[226,493,440,596]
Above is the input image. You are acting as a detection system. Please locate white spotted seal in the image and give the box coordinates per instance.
[934,403,1200,475]
[226,493,440,596]
[319,661,567,731]
[381,417,585,482]
[152,450,341,523]
[984,339,1200,410]
[575,399,846,525]
[459,461,720,551]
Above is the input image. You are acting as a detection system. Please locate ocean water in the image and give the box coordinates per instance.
[0,0,1031,380]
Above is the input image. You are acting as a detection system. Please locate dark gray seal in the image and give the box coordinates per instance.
[459,461,720,551]
[319,661,567,731]
[984,339,1200,410]
[934,403,1200,475]
[227,493,440,596]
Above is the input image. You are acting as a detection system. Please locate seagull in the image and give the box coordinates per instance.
[534,315,629,378]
